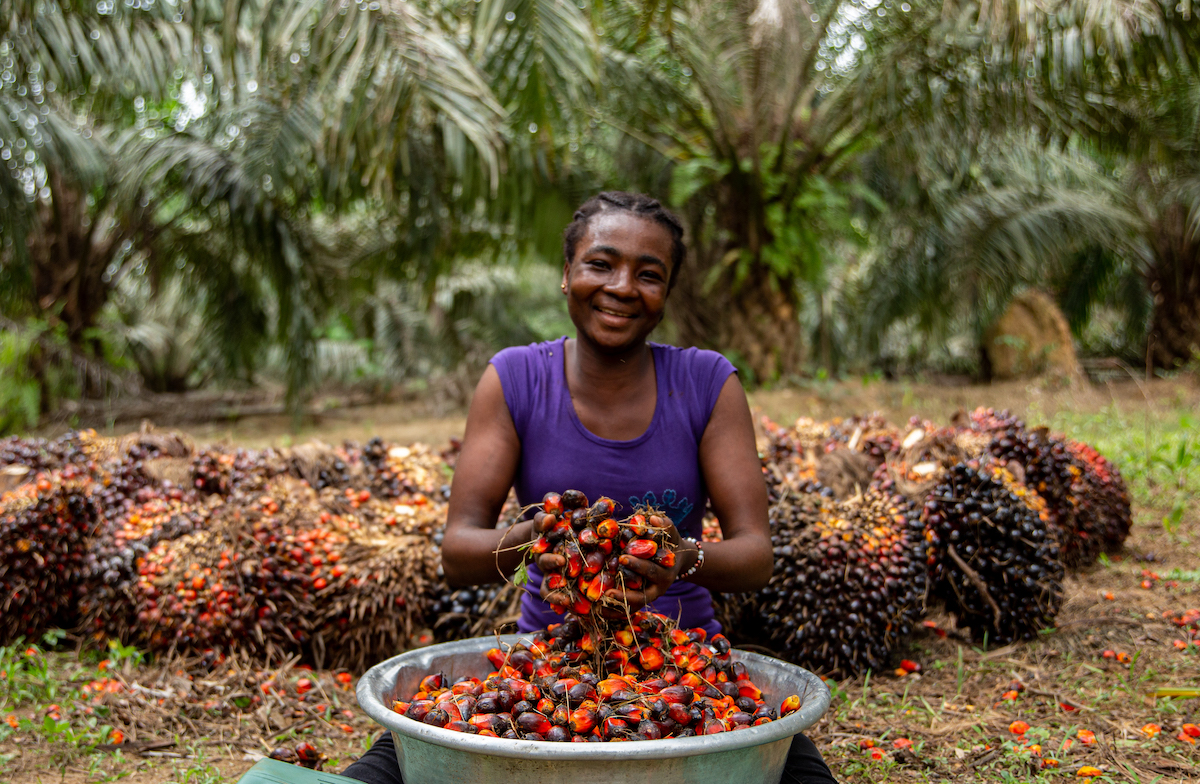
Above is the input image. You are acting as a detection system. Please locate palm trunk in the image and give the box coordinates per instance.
[1146,204,1200,369]
[670,180,802,383]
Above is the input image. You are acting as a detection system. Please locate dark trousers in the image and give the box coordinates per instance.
[343,730,838,784]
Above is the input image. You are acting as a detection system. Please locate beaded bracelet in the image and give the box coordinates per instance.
[680,537,704,579]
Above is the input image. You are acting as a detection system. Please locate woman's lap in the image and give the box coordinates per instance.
[341,731,837,784]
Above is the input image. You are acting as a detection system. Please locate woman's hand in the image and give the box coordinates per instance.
[602,516,696,611]
[531,511,573,607]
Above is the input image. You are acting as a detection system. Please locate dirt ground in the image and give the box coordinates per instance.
[4,375,1198,783]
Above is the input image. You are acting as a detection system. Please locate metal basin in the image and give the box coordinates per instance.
[356,634,831,784]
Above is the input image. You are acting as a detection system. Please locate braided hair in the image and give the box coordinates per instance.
[562,192,686,288]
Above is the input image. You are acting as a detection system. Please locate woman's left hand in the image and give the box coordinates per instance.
[602,515,697,610]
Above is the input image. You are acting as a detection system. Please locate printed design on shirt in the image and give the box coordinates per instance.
[629,489,693,526]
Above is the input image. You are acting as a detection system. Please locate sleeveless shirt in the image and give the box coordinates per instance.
[489,336,736,636]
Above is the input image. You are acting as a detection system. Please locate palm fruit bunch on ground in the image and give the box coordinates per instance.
[528,489,679,624]
[1066,440,1132,553]
[922,460,1065,644]
[824,413,904,465]
[733,479,928,676]
[0,468,97,643]
[968,407,1106,567]
[390,610,803,741]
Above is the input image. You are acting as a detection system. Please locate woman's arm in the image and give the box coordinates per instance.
[440,365,532,586]
[690,374,774,591]
[612,374,773,602]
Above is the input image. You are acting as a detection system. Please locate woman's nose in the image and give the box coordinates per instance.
[604,265,636,297]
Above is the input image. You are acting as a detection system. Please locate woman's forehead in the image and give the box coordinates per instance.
[577,211,674,260]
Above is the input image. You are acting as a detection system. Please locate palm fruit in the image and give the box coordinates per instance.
[739,484,927,676]
[823,413,904,466]
[1066,440,1132,553]
[0,469,96,643]
[968,408,1101,568]
[922,460,1064,645]
[528,490,678,630]
[394,609,802,741]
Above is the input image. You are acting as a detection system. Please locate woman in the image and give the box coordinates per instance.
[344,192,837,784]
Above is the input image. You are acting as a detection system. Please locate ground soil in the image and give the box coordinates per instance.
[4,375,1198,783]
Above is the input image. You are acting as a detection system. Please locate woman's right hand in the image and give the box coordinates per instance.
[530,511,571,606]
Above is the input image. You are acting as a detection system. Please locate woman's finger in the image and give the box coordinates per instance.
[618,554,663,584]
[535,553,565,572]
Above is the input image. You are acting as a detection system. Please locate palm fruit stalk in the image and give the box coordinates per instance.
[742,483,927,676]
[0,469,97,643]
[1066,440,1132,553]
[969,408,1101,568]
[922,460,1065,644]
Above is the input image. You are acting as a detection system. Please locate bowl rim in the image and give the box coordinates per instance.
[356,633,831,761]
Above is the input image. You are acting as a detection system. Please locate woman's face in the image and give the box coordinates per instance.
[563,211,675,352]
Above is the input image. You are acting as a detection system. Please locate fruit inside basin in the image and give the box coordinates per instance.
[356,634,831,784]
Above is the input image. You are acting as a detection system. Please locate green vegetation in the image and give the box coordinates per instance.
[1,1,1198,431]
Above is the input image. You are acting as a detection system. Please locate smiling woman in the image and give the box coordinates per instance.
[341,192,838,783]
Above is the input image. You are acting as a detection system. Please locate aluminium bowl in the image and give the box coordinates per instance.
[356,634,830,784]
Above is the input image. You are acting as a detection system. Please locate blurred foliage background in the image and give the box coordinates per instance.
[1,0,1198,433]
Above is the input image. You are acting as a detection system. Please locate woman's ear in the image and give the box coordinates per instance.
[561,262,571,294]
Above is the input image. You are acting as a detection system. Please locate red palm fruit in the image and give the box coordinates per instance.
[686,653,710,673]
[566,552,583,578]
[637,720,662,740]
[687,628,708,643]
[662,668,680,685]
[639,646,665,671]
[669,629,691,647]
[710,634,732,658]
[667,702,691,725]
[737,681,763,701]
[423,708,450,727]
[419,674,446,693]
[680,673,706,691]
[551,519,572,539]
[561,489,588,510]
[550,602,567,615]
[392,700,411,715]
[627,514,648,536]
[780,695,801,716]
[547,572,568,590]
[579,633,597,653]
[670,646,691,668]
[597,677,632,700]
[445,720,476,733]
[596,539,614,556]
[614,630,635,647]
[498,665,524,681]
[569,509,590,531]
[752,717,772,727]
[543,493,564,516]
[536,697,556,715]
[583,550,605,576]
[703,719,726,734]
[660,685,695,705]
[582,576,602,602]
[622,662,642,677]
[730,662,747,680]
[437,699,463,722]
[605,649,630,670]
[508,651,534,677]
[552,701,571,729]
[592,497,617,516]
[571,596,592,615]
[654,550,676,568]
[468,714,499,733]
[521,683,541,703]
[727,711,754,726]
[597,570,617,595]
[617,704,649,722]
[516,713,552,735]
[451,678,483,696]
[528,641,550,659]
[638,678,668,694]
[702,666,718,683]
[625,539,658,559]
[545,725,571,742]
[601,717,628,739]
[530,537,552,555]
[578,527,599,547]
[596,518,619,539]
[568,682,597,703]
[570,704,598,734]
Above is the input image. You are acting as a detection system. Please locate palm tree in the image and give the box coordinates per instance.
[860,0,1200,369]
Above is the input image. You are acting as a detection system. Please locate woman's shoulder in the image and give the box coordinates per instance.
[651,343,737,377]
[491,337,567,370]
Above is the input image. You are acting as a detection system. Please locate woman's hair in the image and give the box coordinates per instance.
[562,191,686,287]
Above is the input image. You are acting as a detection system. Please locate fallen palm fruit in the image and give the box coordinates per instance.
[390,610,800,742]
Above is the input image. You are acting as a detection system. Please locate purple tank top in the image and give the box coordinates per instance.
[490,337,736,637]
